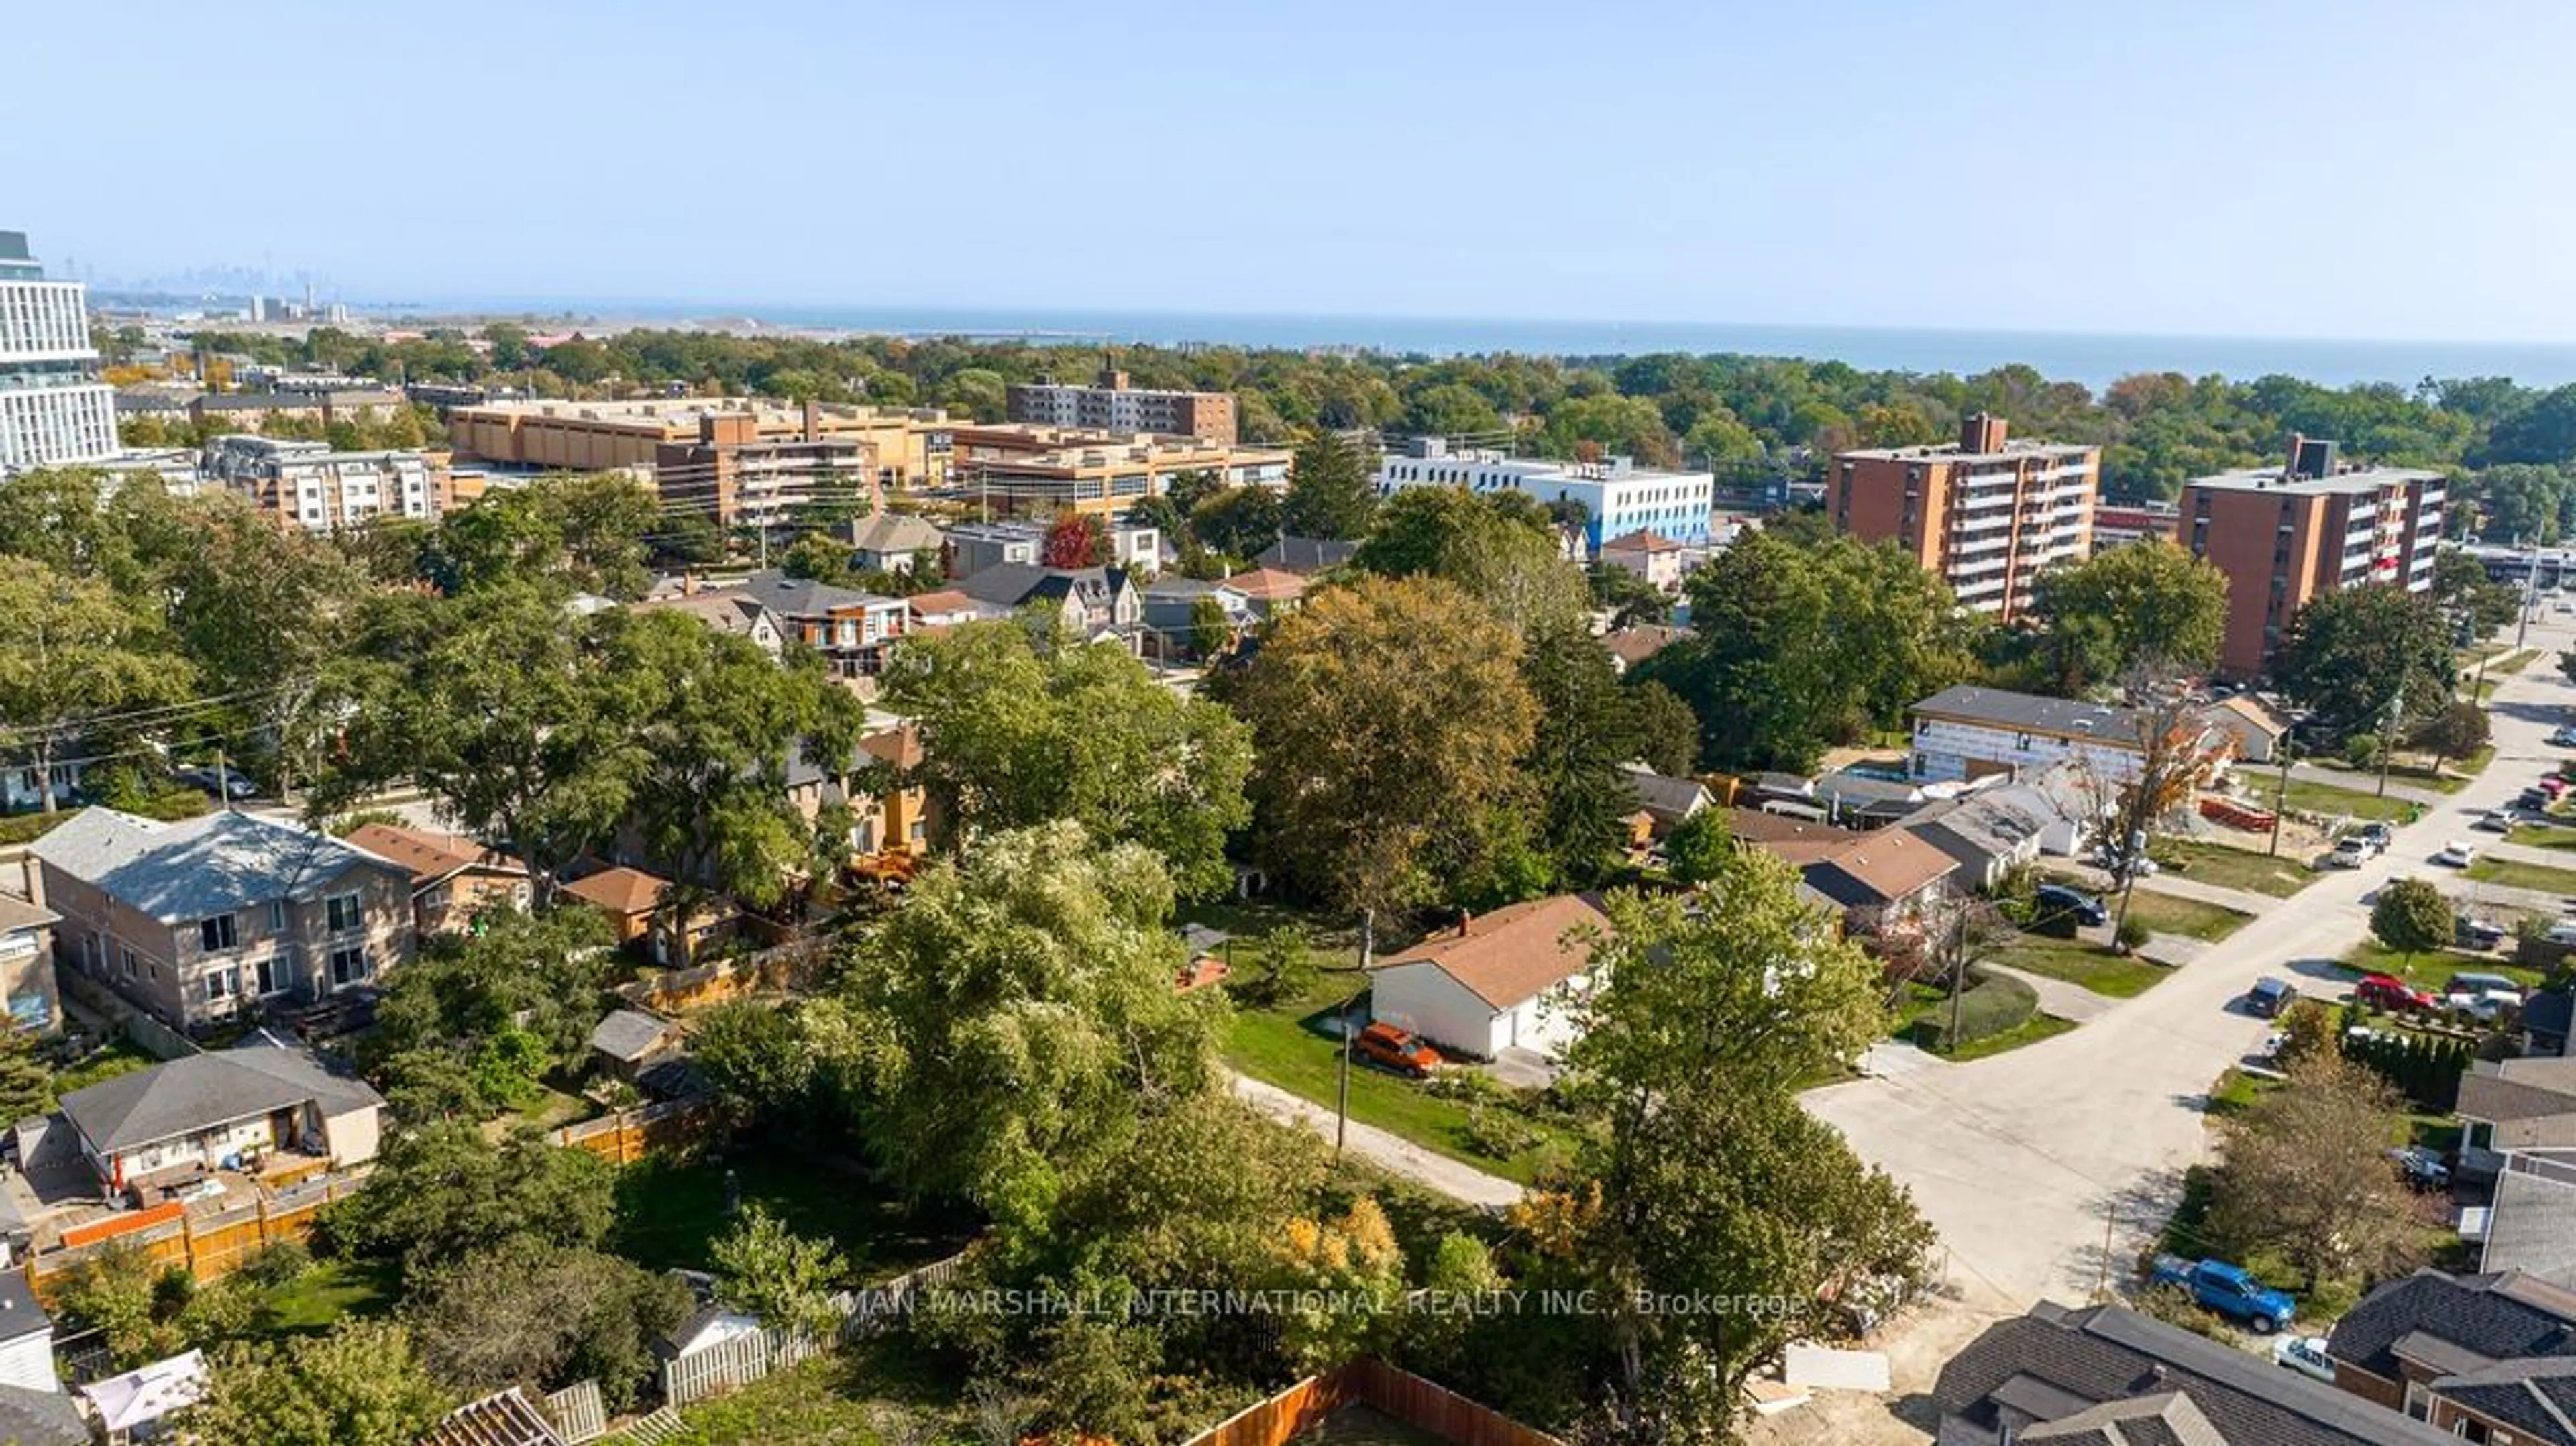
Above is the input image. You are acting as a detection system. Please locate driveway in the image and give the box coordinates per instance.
[1806,620,2576,1313]
[1226,1071,1523,1211]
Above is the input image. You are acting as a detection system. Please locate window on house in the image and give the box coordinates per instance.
[199,915,238,950]
[268,900,285,932]
[325,893,362,932]
[119,947,135,979]
[204,968,236,1003]
[256,956,288,996]
[329,946,368,987]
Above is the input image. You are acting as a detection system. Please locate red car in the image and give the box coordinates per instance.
[1354,1022,1443,1077]
[2355,974,2438,1013]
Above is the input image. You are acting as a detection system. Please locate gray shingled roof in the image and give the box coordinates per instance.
[742,569,896,618]
[0,1272,50,1348]
[2432,1359,2576,1446]
[1939,1302,2456,1446]
[1255,536,1358,573]
[27,809,405,925]
[850,511,945,556]
[59,1039,384,1155]
[1913,685,2149,745]
[0,1383,85,1446]
[0,893,55,935]
[2021,1392,2226,1446]
[590,1009,676,1063]
[955,563,1128,609]
[2330,1273,2576,1383]
[1620,765,1710,823]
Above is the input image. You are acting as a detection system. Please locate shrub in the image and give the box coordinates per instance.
[235,1240,313,1289]
[1462,1101,1538,1160]
[2115,915,2151,952]
[1921,970,2040,1051]
[2345,733,2383,771]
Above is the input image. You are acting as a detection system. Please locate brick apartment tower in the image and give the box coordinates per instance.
[1827,413,2102,618]
[2177,435,2446,679]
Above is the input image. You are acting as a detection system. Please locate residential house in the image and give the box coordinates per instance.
[942,520,1044,578]
[78,1347,205,1446]
[2327,1270,2576,1439]
[1367,894,1612,1060]
[2209,694,2292,765]
[558,865,733,966]
[2453,1059,2576,1288]
[905,588,985,632]
[0,1274,80,1446]
[1900,775,2098,892]
[420,1386,570,1446]
[1599,622,1693,676]
[1,757,87,814]
[1813,765,1954,830]
[56,1036,385,1193]
[1224,566,1307,618]
[848,509,947,574]
[28,809,415,1030]
[0,864,60,1034]
[634,584,788,659]
[744,571,908,679]
[1937,1300,2453,1446]
[341,824,531,936]
[1619,764,1710,839]
[589,1008,684,1084]
[955,563,1140,636]
[1256,535,1359,575]
[782,726,934,869]
[1140,577,1256,659]
[1728,810,1957,926]
[1599,529,1688,594]
[1910,685,2161,786]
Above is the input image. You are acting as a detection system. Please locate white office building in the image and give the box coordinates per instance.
[1373,437,1715,550]
[0,230,117,474]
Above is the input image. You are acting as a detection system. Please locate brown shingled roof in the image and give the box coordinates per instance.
[343,824,522,887]
[1375,894,1613,1011]
[561,866,668,917]
[1225,567,1307,603]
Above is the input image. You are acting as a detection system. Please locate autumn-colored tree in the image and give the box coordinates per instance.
[1042,513,1108,569]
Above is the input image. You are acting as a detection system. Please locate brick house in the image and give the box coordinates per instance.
[28,810,415,1031]
[339,823,531,936]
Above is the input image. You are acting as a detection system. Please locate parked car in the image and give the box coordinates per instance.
[2033,883,2108,928]
[2457,915,2509,951]
[2273,1334,2337,1383]
[2390,1146,2453,1191]
[1353,1022,1442,1078]
[171,765,256,801]
[2447,970,2524,999]
[2550,725,2576,748]
[2546,920,2576,946]
[2359,821,2396,849]
[2355,974,2438,1012]
[2318,838,2375,869]
[2247,977,2298,1018]
[2520,788,2555,812]
[2436,840,2479,867]
[2150,1256,2296,1333]
[2473,810,2518,834]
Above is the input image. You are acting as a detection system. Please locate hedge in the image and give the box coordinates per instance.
[1922,970,2041,1050]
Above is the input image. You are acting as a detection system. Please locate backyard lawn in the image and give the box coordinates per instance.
[2465,855,2576,896]
[2117,891,2253,942]
[1989,934,2171,998]
[2147,840,2316,897]
[258,1258,400,1335]
[612,1146,975,1279]
[1224,981,1578,1185]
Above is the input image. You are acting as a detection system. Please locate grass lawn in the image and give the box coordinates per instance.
[2271,775,2419,824]
[258,1258,400,1335]
[2465,855,2576,895]
[1223,983,1578,1185]
[669,1334,964,1446]
[1991,934,2171,998]
[2147,840,2316,898]
[2498,649,2544,675]
[612,1144,977,1280]
[1898,1011,2077,1061]
[2340,939,2546,993]
[2310,754,2478,795]
[2512,823,2576,850]
[2118,891,2253,942]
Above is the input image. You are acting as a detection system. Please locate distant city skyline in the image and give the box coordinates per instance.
[14,1,2576,344]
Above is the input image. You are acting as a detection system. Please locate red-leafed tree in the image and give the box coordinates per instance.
[1042,514,1107,569]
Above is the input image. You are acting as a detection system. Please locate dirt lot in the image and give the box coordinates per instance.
[1742,1276,2019,1446]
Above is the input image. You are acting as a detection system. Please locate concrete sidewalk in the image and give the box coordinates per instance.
[1226,1071,1523,1210]
[1976,964,2121,1025]
[2131,873,2278,915]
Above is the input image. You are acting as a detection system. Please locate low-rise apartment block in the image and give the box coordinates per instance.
[2179,437,2445,677]
[1828,413,2100,619]
[447,396,953,504]
[1909,685,2157,786]
[947,424,1289,520]
[1373,437,1716,552]
[1006,362,1237,444]
[28,810,416,1031]
[201,435,437,533]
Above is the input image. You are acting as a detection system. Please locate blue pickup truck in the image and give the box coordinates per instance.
[2149,1256,2296,1333]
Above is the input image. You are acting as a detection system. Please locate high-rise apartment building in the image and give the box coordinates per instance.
[1828,414,2101,619]
[0,230,117,474]
[1005,364,1237,445]
[2178,437,2445,678]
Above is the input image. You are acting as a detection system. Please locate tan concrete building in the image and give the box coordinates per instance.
[1006,362,1237,444]
[1829,413,2102,619]
[947,423,1289,519]
[2178,437,2445,678]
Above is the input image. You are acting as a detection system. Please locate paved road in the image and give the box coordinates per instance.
[1226,1071,1524,1211]
[2288,762,2449,810]
[1806,620,2576,1314]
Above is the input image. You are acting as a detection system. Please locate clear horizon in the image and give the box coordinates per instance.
[17,1,2576,345]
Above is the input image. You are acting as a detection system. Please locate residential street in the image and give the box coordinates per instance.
[1805,624,2575,1316]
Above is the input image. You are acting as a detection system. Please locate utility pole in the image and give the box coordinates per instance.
[2519,535,2543,650]
[1335,907,1373,1162]
[2269,743,2294,856]
[215,743,233,814]
[2375,681,2404,799]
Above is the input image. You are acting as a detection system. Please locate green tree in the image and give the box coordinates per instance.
[1232,924,1316,1008]
[690,1000,821,1123]
[2434,549,2521,634]
[1232,575,1538,917]
[837,822,1222,1233]
[2371,876,2453,973]
[2276,584,2454,737]
[404,1239,690,1412]
[325,1124,616,1282]
[1544,870,1933,1429]
[711,1203,849,1340]
[1260,1197,1406,1371]
[1283,430,1377,540]
[1190,484,1285,561]
[2019,541,2229,694]
[0,556,194,810]
[1354,487,1590,635]
[883,620,1252,898]
[782,530,858,586]
[1521,624,1654,888]
[187,1321,451,1446]
[2409,700,2491,771]
[1660,808,1731,887]
[2207,1052,2418,1287]
[1188,594,1235,659]
[1627,680,1701,777]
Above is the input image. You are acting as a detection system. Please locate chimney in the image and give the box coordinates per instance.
[1457,910,1474,938]
[1959,412,2007,453]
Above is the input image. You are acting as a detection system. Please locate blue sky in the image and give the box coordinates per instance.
[11,0,2576,340]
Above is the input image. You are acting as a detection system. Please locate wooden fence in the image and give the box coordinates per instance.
[25,1169,356,1304]
[659,1248,969,1407]
[615,937,826,1017]
[1180,1360,1561,1446]
[544,1379,608,1444]
[553,1097,718,1165]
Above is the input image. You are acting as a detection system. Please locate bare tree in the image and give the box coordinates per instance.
[2208,1052,2422,1286]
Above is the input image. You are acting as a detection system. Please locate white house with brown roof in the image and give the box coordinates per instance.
[1599,529,1687,594]
[1367,895,1612,1060]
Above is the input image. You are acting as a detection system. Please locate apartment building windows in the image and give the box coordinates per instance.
[199,914,238,950]
[325,892,362,932]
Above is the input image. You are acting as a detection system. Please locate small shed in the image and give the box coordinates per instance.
[588,1009,682,1083]
[79,1348,205,1446]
